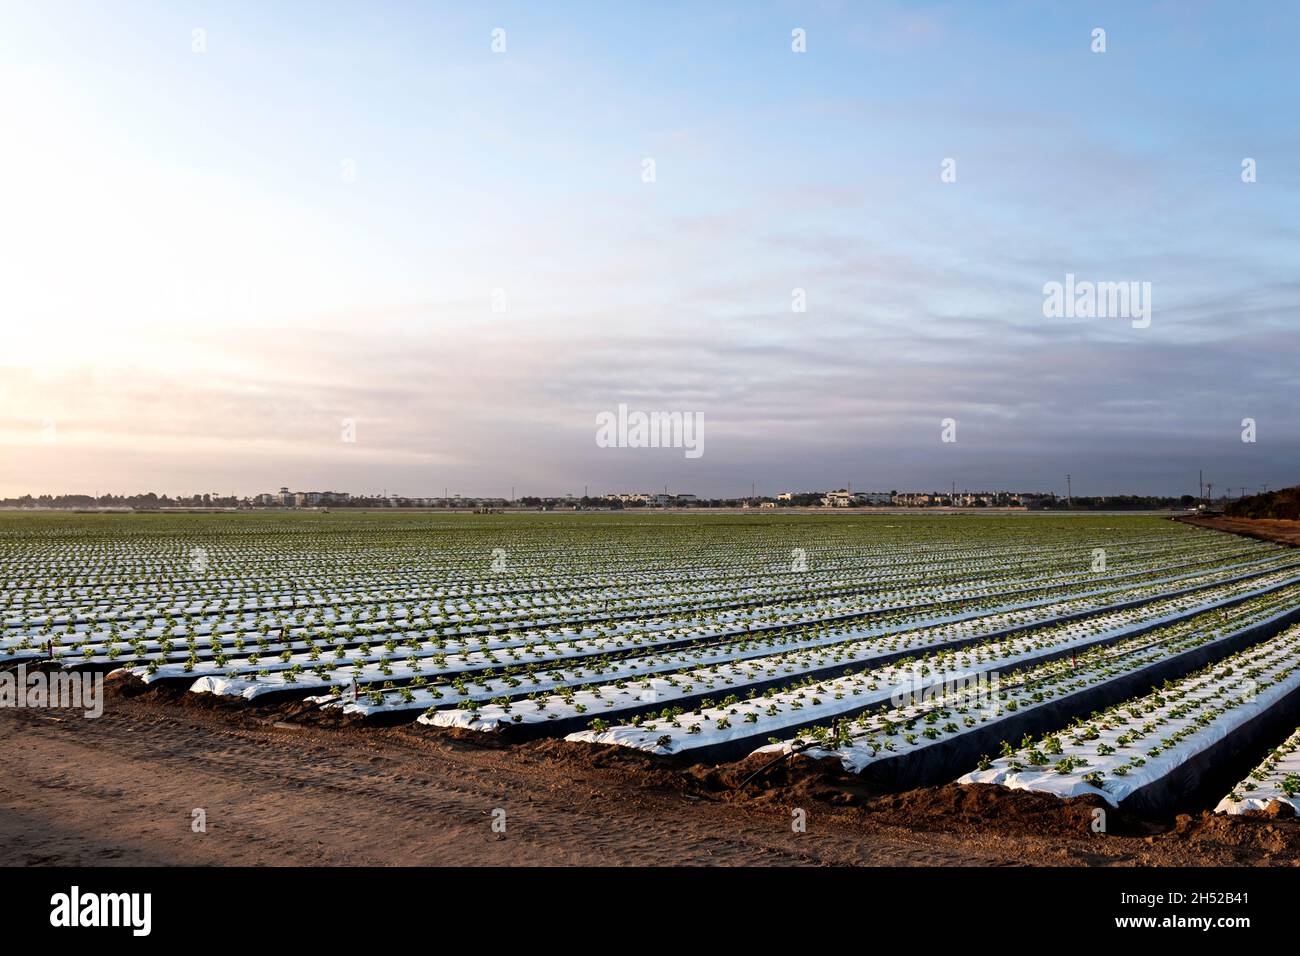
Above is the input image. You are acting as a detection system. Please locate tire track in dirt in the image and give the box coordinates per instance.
[2,703,983,865]
[6,695,1297,866]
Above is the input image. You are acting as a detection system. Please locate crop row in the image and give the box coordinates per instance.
[189,556,1300,703]
[0,526,1260,672]
[958,624,1300,813]
[630,585,1300,771]
[405,569,1300,731]
[1216,727,1300,815]
[3,528,1261,653]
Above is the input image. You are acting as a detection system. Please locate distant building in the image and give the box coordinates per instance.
[893,492,934,506]
[257,488,356,508]
[821,490,889,507]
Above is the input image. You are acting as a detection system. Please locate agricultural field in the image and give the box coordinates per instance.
[1217,728,1300,816]
[5,509,1300,854]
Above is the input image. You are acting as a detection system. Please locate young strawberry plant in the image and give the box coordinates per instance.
[1216,726,1300,816]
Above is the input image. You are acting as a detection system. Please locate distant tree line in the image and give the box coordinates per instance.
[1037,495,1197,511]
[0,493,245,509]
[1225,487,1300,520]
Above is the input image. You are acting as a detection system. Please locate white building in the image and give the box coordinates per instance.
[822,490,889,507]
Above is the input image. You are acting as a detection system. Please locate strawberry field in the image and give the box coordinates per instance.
[4,509,1300,817]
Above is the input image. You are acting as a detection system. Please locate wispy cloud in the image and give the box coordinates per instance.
[1,1,1296,497]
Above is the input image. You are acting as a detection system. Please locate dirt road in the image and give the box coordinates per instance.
[4,687,1298,867]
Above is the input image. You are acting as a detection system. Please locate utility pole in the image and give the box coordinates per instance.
[1066,474,1072,507]
[1206,482,1213,508]
[1199,470,1203,501]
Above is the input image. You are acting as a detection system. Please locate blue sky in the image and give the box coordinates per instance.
[2,1,1297,498]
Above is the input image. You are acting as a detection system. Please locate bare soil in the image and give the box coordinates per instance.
[4,678,1300,866]
[1176,514,1300,547]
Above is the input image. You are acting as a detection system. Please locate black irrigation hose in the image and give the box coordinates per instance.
[737,726,844,789]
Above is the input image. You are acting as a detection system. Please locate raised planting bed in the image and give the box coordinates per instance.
[958,624,1300,815]
[562,584,1300,764]
[414,572,1300,736]
[5,521,1280,677]
[134,547,1297,693]
[17,523,1198,658]
[1215,726,1300,816]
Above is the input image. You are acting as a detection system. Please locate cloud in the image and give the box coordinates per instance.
[3,2,1298,498]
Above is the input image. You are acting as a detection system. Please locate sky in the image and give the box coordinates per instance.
[1,0,1297,499]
